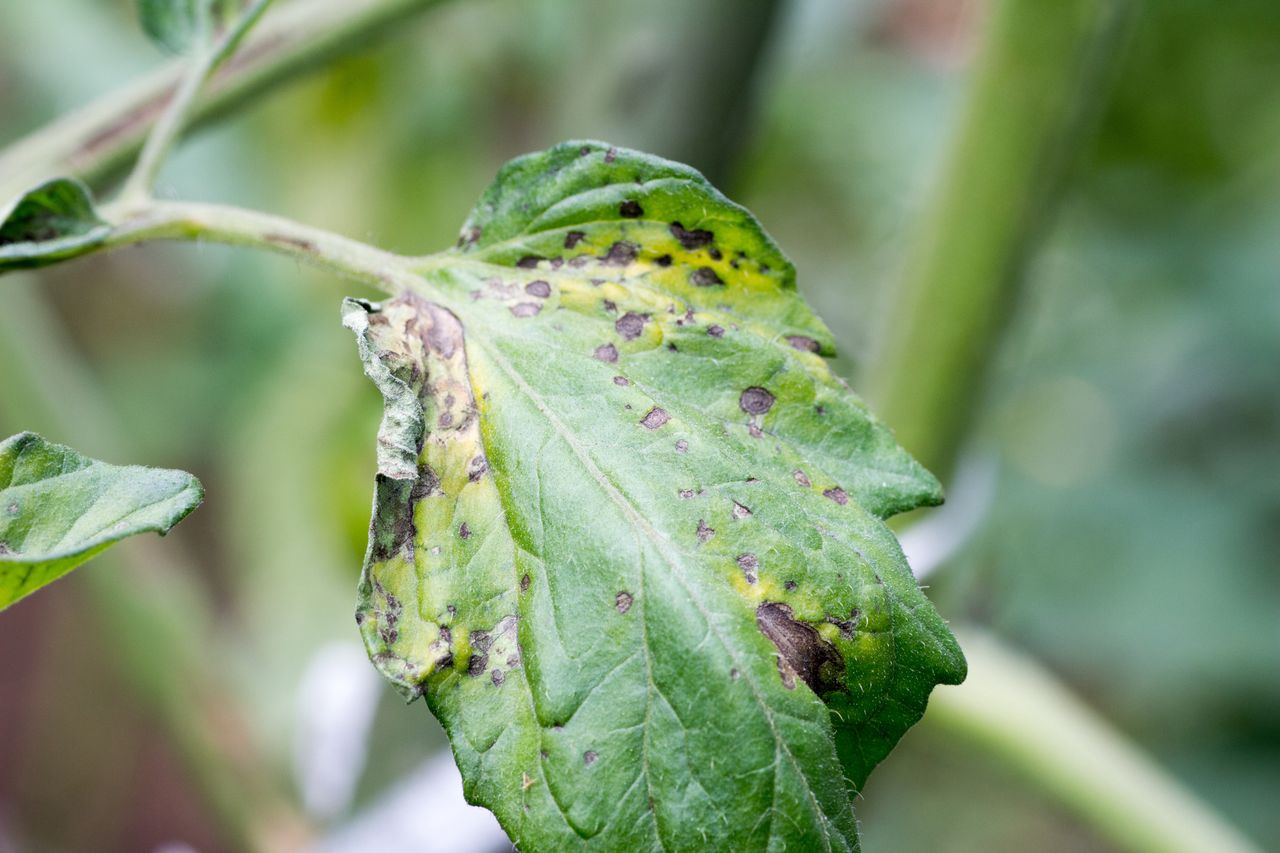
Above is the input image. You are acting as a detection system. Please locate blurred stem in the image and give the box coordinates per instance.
[0,0,448,201]
[868,0,1261,850]
[120,0,278,203]
[929,630,1261,853]
[0,280,308,853]
[867,0,1133,482]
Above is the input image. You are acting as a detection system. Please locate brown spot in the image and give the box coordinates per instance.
[619,200,644,218]
[707,325,725,337]
[615,312,647,340]
[468,455,489,482]
[525,280,551,298]
[787,335,820,353]
[602,241,638,266]
[731,501,752,520]
[613,375,630,386]
[640,407,670,430]
[603,299,617,313]
[468,654,488,676]
[737,553,759,584]
[691,267,723,287]
[616,591,633,614]
[594,343,619,363]
[828,609,861,639]
[459,522,472,539]
[784,580,798,592]
[696,519,715,543]
[492,669,505,686]
[655,254,673,267]
[730,668,740,679]
[584,750,599,766]
[739,387,775,415]
[521,573,531,592]
[510,302,541,317]
[670,222,714,250]
[823,487,849,506]
[679,489,695,499]
[675,439,689,453]
[793,470,811,488]
[756,602,845,694]
[564,230,586,249]
[516,255,543,269]
[709,248,723,261]
[605,146,617,163]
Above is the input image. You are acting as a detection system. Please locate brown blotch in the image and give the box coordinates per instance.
[691,267,723,287]
[655,254,673,267]
[739,387,775,415]
[619,200,643,218]
[468,654,488,677]
[679,489,695,499]
[492,669,505,686]
[828,609,861,640]
[707,325,725,338]
[584,750,599,766]
[732,501,752,520]
[737,553,759,584]
[670,222,714,250]
[787,335,820,353]
[459,522,472,539]
[564,230,586,249]
[516,255,543,269]
[616,591,633,614]
[793,470,811,488]
[756,602,845,694]
[784,580,798,592]
[823,487,849,506]
[605,147,617,163]
[603,299,617,313]
[640,407,671,430]
[510,302,541,317]
[594,343,619,363]
[613,375,630,386]
[675,439,689,453]
[521,573,531,592]
[615,312,647,340]
[468,455,489,482]
[696,519,715,543]
[525,280,552,298]
[602,241,638,266]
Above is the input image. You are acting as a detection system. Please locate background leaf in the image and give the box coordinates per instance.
[349,141,964,850]
[0,178,110,271]
[135,0,217,54]
[0,432,203,610]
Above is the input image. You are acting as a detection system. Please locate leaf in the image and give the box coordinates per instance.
[135,0,216,53]
[0,178,111,271]
[0,432,203,611]
[347,141,965,850]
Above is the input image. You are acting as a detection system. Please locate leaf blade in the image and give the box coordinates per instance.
[0,178,111,272]
[0,432,203,610]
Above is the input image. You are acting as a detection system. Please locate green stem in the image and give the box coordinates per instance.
[120,0,278,203]
[867,0,1133,482]
[0,0,448,201]
[929,630,1262,853]
[102,199,414,293]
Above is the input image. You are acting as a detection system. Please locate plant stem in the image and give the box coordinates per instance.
[102,199,415,294]
[120,0,278,204]
[866,0,1133,482]
[929,630,1262,853]
[0,0,448,202]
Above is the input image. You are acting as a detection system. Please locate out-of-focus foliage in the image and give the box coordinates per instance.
[0,0,1276,851]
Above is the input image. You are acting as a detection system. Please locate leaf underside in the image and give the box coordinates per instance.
[348,141,965,851]
[0,178,110,271]
[0,432,203,610]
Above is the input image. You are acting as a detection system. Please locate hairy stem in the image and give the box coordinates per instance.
[101,199,415,293]
[121,0,278,203]
[0,0,448,201]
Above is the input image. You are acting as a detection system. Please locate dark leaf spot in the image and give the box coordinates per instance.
[679,488,695,499]
[737,553,758,584]
[691,267,723,287]
[516,255,543,269]
[823,487,849,506]
[787,335,820,353]
[655,254,673,267]
[602,241,638,266]
[613,376,630,386]
[696,519,715,543]
[594,343,619,363]
[619,200,643,218]
[784,580,798,591]
[492,669,505,686]
[584,750,599,766]
[732,501,752,520]
[615,312,647,340]
[675,439,689,453]
[603,299,617,313]
[564,230,586,249]
[459,522,472,539]
[616,591,633,614]
[468,455,489,482]
[756,602,845,694]
[525,280,551,298]
[521,573,531,592]
[605,147,617,163]
[740,387,775,415]
[510,302,541,317]
[468,653,489,676]
[670,222,714,250]
[707,325,725,338]
[640,407,671,429]
[709,248,722,261]
[793,470,811,488]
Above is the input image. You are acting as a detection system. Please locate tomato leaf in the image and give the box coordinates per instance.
[0,178,111,272]
[347,141,965,850]
[0,433,203,611]
[135,0,221,53]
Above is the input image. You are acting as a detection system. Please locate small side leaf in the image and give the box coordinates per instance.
[0,178,111,272]
[136,0,214,53]
[0,433,203,611]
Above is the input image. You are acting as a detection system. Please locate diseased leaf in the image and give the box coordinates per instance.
[348,141,965,851]
[0,178,111,271]
[0,433,203,610]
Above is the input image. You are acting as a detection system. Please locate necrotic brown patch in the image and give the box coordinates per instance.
[739,387,775,415]
[691,267,723,287]
[616,591,633,614]
[510,302,541,317]
[823,487,849,505]
[619,200,643,218]
[525,280,551,298]
[594,343,619,363]
[755,602,845,694]
[615,312,647,340]
[670,222,714,250]
[640,407,670,429]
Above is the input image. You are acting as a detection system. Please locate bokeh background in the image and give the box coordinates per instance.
[1,0,1278,851]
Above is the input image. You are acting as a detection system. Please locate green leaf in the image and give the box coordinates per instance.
[347,141,965,850]
[135,0,216,53]
[0,178,111,272]
[0,432,203,611]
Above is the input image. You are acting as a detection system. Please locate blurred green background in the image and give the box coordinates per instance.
[1,0,1277,851]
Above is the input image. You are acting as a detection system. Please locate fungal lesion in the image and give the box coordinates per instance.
[756,601,846,695]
